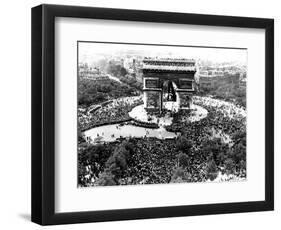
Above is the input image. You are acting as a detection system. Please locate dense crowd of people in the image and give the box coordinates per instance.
[165,96,246,181]
[78,95,246,186]
[193,96,246,120]
[78,96,143,130]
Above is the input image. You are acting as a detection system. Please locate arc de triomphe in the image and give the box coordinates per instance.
[141,58,196,112]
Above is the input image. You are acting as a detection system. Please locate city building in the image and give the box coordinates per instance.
[79,63,109,81]
[199,69,240,90]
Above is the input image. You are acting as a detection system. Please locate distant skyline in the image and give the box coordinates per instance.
[79,42,247,65]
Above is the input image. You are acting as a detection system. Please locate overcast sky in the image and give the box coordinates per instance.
[79,42,247,65]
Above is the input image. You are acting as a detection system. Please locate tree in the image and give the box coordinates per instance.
[178,152,189,168]
[78,144,112,174]
[120,67,127,76]
[78,162,89,187]
[228,142,246,164]
[201,138,225,164]
[95,170,116,186]
[105,147,128,177]
[170,167,191,183]
[224,158,235,175]
[106,62,127,77]
[239,159,246,171]
[78,77,137,106]
[204,159,218,181]
[77,122,85,143]
[176,136,192,153]
[119,140,135,164]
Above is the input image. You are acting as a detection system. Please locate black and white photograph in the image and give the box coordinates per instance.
[77,41,247,187]
[28,3,274,226]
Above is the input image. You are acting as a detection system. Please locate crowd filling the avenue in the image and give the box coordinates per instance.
[77,73,246,187]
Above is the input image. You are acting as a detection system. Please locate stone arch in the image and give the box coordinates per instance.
[142,58,196,112]
[162,80,177,102]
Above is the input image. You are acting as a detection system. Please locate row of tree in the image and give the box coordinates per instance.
[78,78,136,106]
[199,75,246,107]
[78,140,136,186]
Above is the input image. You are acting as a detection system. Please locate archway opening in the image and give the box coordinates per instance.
[161,80,180,113]
[162,80,177,102]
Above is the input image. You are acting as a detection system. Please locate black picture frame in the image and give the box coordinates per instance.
[31,4,274,225]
